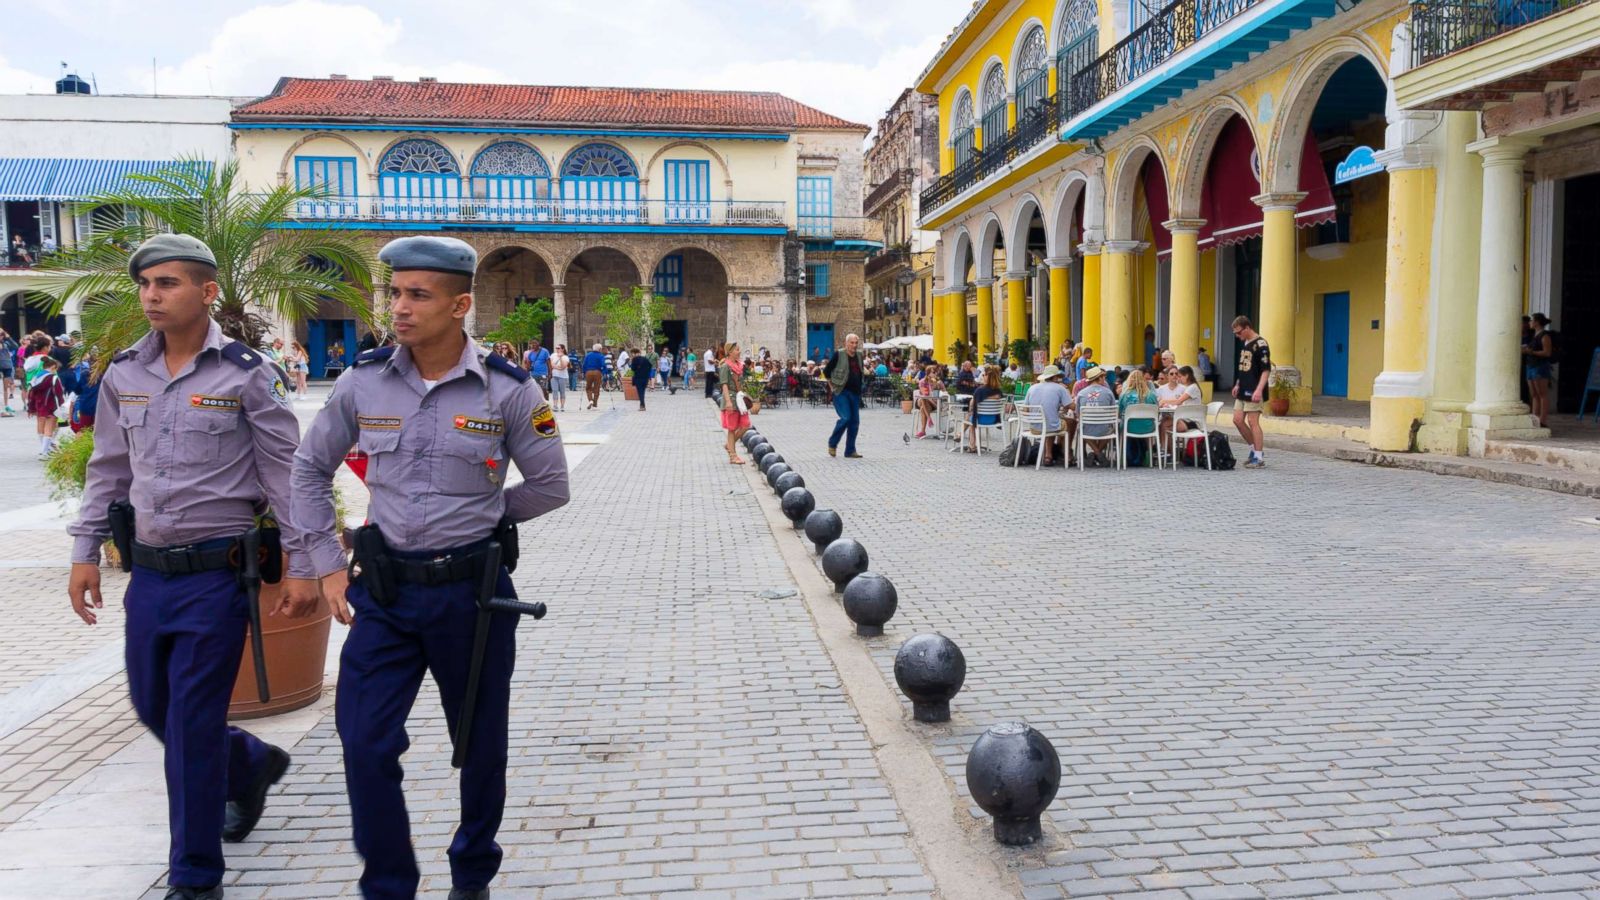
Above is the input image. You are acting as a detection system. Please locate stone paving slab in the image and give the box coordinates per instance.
[747,402,1600,900]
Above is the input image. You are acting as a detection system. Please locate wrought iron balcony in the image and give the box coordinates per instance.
[1066,0,1264,120]
[864,169,914,216]
[281,196,788,229]
[919,91,1062,213]
[1411,0,1591,65]
[865,245,912,280]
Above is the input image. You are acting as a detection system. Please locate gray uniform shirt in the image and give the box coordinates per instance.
[69,320,313,576]
[292,337,570,578]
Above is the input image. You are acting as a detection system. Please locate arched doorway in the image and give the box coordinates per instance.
[1006,198,1047,353]
[1,291,63,342]
[564,247,642,349]
[474,247,556,343]
[648,247,728,368]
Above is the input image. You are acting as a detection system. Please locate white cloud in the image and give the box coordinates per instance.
[0,53,54,94]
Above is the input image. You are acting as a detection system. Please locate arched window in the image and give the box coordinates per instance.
[470,141,551,220]
[1015,26,1049,115]
[560,143,640,223]
[1057,0,1099,110]
[980,64,1008,141]
[377,139,460,220]
[951,90,977,166]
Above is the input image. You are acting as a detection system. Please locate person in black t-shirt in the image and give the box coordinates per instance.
[1230,315,1270,468]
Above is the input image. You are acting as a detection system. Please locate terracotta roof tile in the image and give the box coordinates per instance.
[233,77,867,131]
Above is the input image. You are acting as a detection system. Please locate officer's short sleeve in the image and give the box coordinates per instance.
[501,378,569,522]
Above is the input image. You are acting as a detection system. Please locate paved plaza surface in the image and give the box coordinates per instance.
[0,385,1597,898]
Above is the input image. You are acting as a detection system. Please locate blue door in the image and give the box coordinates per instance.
[807,323,835,362]
[307,319,356,378]
[307,319,326,378]
[1321,292,1349,397]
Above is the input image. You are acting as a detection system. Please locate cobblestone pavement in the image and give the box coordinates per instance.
[747,401,1600,899]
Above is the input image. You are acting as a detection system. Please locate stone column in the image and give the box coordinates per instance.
[974,278,995,362]
[1099,240,1142,367]
[1004,270,1028,360]
[1416,112,1483,455]
[1465,136,1547,444]
[1078,241,1102,361]
[1163,219,1204,369]
[551,283,568,351]
[1252,192,1304,372]
[1370,148,1436,451]
[1046,257,1071,359]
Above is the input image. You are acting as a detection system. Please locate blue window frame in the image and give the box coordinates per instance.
[654,254,684,297]
[560,143,640,224]
[807,263,830,298]
[663,159,711,224]
[797,176,832,238]
[469,141,551,221]
[293,156,358,218]
[377,139,460,220]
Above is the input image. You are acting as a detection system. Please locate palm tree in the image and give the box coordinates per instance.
[32,158,379,367]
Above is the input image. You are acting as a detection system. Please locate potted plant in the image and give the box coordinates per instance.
[890,374,913,413]
[1268,369,1294,416]
[483,296,557,358]
[948,339,971,366]
[1008,337,1039,375]
[594,285,674,403]
[740,367,767,415]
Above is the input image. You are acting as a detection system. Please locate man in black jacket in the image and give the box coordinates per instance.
[824,333,865,458]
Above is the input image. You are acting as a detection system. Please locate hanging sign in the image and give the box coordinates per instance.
[1334,146,1384,184]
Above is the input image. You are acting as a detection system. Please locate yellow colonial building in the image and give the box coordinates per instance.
[230,77,876,373]
[917,0,1600,455]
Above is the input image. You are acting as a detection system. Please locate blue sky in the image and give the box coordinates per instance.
[1,0,974,128]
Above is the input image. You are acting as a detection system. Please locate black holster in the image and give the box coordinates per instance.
[259,519,284,585]
[107,500,135,573]
[494,518,519,574]
[349,523,398,607]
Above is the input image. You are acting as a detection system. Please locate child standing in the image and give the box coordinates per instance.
[28,355,65,457]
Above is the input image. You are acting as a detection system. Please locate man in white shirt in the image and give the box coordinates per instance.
[1021,364,1073,465]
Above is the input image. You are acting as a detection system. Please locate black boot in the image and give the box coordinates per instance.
[165,886,223,899]
[448,890,490,900]
[222,744,290,842]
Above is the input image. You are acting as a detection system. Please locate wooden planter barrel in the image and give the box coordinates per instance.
[228,563,332,720]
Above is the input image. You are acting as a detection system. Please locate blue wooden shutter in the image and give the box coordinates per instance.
[807,263,830,298]
[293,156,357,217]
[797,176,832,238]
[664,160,711,224]
[653,254,684,296]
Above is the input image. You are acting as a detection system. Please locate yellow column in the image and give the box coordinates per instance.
[1005,272,1028,361]
[1007,101,1017,129]
[949,290,969,358]
[931,289,947,363]
[1253,193,1304,371]
[1079,244,1102,362]
[1164,220,1204,368]
[974,279,995,362]
[1369,161,1436,450]
[1100,241,1140,366]
[1047,258,1071,360]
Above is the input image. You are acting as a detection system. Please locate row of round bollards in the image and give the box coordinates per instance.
[742,429,1059,847]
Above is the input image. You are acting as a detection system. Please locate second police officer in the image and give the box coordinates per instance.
[290,236,570,900]
[67,234,323,900]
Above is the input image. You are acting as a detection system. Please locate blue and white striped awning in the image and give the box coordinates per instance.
[0,158,211,201]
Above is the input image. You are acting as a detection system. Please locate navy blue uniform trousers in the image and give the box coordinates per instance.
[338,566,518,900]
[124,561,274,888]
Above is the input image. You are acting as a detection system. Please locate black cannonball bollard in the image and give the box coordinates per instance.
[965,722,1062,847]
[758,452,785,474]
[751,442,774,464]
[780,487,815,531]
[765,463,791,489]
[804,509,843,555]
[773,471,805,496]
[820,538,869,594]
[743,431,763,450]
[842,572,897,637]
[893,633,966,723]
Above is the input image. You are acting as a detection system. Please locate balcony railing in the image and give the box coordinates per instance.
[919,91,1062,213]
[865,245,911,280]
[1411,0,1589,64]
[282,196,787,229]
[1066,0,1263,119]
[864,169,914,216]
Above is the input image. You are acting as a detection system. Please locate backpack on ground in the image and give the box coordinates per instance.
[1208,432,1236,470]
[998,438,1039,467]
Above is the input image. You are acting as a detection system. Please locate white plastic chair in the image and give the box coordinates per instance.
[1014,404,1067,470]
[1170,403,1212,470]
[946,394,974,452]
[960,397,1007,455]
[1120,403,1162,469]
[1075,405,1121,471]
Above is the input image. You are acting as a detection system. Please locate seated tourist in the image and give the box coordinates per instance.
[1022,364,1074,465]
[1075,366,1117,466]
[963,365,1005,452]
[1118,368,1159,466]
[953,360,977,393]
[914,363,943,438]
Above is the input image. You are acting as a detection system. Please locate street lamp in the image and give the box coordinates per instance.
[741,293,750,318]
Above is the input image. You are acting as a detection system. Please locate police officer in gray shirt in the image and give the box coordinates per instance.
[67,233,323,900]
[290,236,569,900]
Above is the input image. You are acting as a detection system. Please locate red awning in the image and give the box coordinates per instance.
[1140,158,1172,253]
[1191,118,1335,250]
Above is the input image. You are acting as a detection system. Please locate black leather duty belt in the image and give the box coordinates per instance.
[389,547,493,586]
[130,538,240,575]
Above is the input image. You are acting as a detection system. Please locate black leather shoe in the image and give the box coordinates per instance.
[164,886,223,899]
[448,890,490,900]
[222,745,290,842]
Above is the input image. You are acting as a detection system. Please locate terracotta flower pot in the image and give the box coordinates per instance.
[1268,397,1290,417]
[749,400,762,415]
[901,400,913,414]
[229,555,332,720]
[623,382,639,401]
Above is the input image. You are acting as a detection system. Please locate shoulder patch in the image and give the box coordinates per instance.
[221,341,264,370]
[355,347,396,367]
[531,401,558,439]
[485,353,530,383]
[111,348,137,364]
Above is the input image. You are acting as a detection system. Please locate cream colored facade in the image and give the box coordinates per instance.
[863,89,940,345]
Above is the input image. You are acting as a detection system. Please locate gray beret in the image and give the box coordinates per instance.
[379,236,477,277]
[128,233,216,280]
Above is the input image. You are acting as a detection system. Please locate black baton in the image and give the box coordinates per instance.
[452,541,545,769]
[238,529,271,704]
